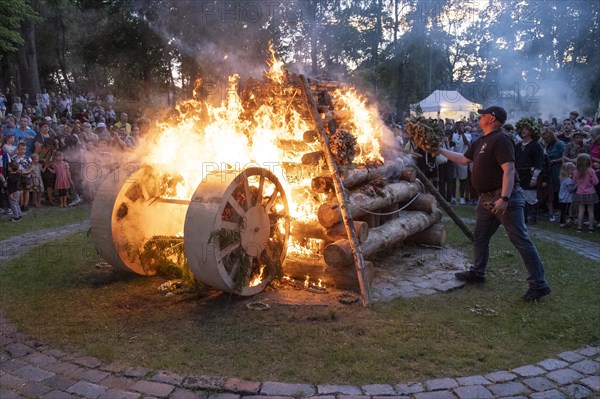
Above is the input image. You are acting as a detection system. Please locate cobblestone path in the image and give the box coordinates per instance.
[1,221,599,399]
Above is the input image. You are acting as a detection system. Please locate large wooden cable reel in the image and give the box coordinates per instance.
[90,165,173,276]
[184,167,290,296]
[90,165,290,296]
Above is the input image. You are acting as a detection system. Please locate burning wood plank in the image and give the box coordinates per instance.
[301,151,325,165]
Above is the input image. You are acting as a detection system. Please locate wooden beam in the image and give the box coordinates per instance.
[299,74,372,307]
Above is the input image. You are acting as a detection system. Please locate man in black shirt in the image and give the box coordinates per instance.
[438,106,551,301]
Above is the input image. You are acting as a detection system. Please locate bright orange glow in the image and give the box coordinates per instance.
[142,50,388,255]
[249,266,266,287]
[331,89,384,164]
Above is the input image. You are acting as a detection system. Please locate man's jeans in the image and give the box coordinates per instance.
[471,187,549,290]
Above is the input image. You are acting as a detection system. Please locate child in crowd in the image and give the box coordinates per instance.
[47,151,72,208]
[573,153,599,233]
[7,161,23,222]
[13,142,33,212]
[558,162,576,228]
[30,153,44,207]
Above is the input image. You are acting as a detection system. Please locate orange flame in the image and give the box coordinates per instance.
[249,266,266,287]
[142,50,388,256]
[266,42,285,85]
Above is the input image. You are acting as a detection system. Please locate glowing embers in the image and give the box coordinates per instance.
[281,275,328,294]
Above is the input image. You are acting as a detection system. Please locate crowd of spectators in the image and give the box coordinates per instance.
[1,89,149,222]
[400,110,600,232]
[1,87,599,236]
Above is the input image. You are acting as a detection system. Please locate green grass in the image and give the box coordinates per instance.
[1,208,598,385]
[0,204,91,240]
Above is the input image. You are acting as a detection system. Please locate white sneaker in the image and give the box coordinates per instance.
[549,215,556,222]
[459,198,466,205]
[451,198,457,205]
[68,195,82,207]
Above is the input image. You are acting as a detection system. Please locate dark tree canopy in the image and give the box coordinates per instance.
[0,0,598,119]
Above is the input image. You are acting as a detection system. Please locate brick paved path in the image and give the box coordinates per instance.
[1,221,599,398]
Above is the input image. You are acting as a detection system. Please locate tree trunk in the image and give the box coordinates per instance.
[309,0,319,75]
[1,55,14,92]
[55,10,72,93]
[17,18,41,97]
[317,180,422,228]
[323,210,443,268]
[371,0,383,94]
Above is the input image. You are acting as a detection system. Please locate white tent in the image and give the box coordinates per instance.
[412,90,481,120]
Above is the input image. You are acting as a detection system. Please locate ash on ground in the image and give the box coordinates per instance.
[371,243,471,302]
[253,244,471,306]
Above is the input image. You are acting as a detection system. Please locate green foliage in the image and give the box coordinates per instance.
[139,235,185,276]
[406,116,445,154]
[0,0,40,53]
[516,117,543,140]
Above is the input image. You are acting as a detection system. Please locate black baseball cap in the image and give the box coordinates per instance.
[478,106,507,124]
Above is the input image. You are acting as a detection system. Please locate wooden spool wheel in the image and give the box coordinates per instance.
[90,165,189,276]
[184,167,290,296]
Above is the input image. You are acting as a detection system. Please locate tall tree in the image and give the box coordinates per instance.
[16,9,41,97]
[0,0,39,91]
[0,0,38,53]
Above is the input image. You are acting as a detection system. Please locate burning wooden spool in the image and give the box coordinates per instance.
[90,165,289,296]
[185,167,289,296]
[90,67,454,304]
[90,165,188,276]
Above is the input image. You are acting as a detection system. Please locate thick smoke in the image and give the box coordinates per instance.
[460,0,599,121]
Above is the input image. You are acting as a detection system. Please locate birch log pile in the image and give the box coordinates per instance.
[323,209,443,268]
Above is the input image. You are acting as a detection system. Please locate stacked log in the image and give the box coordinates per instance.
[240,74,446,292]
[291,220,369,243]
[317,180,422,228]
[323,210,443,268]
[299,161,446,271]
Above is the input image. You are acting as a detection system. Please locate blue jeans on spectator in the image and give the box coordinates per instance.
[471,187,549,290]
